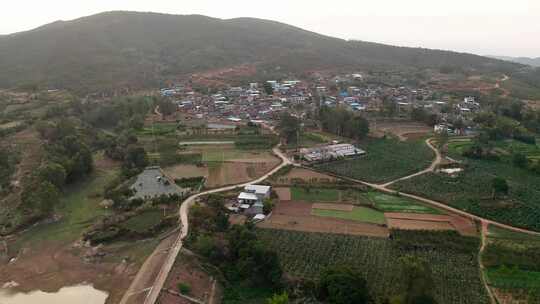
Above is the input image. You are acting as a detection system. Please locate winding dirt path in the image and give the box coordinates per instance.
[381,138,441,187]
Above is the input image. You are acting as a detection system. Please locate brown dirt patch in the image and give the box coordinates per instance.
[229,214,247,225]
[312,203,354,211]
[274,187,291,201]
[206,161,277,188]
[94,152,121,170]
[0,241,141,304]
[402,132,429,141]
[386,218,455,231]
[384,213,476,236]
[164,164,209,179]
[384,213,453,222]
[369,121,431,141]
[159,251,214,304]
[259,201,388,237]
[273,167,338,184]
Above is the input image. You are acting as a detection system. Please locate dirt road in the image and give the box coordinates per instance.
[479,221,497,304]
[119,144,291,304]
[381,138,441,187]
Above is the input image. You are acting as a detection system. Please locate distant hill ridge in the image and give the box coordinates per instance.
[0,11,520,93]
[489,55,540,67]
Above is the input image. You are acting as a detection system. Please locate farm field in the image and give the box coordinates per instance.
[312,206,386,225]
[369,120,432,140]
[270,167,338,185]
[257,200,389,237]
[162,144,279,188]
[364,191,443,214]
[290,187,340,201]
[384,212,477,235]
[257,229,489,304]
[314,137,434,183]
[483,226,540,302]
[391,139,540,231]
[289,186,371,203]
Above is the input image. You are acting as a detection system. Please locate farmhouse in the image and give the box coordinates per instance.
[236,184,271,214]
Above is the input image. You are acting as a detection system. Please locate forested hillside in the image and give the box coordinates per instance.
[0,11,522,94]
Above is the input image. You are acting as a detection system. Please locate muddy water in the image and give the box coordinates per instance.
[0,284,108,304]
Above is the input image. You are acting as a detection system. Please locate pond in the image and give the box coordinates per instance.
[0,284,108,304]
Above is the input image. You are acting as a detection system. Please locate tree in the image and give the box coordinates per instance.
[263,199,274,215]
[157,99,177,116]
[267,292,289,304]
[38,163,67,188]
[263,82,274,95]
[123,146,149,172]
[318,267,370,304]
[512,153,528,169]
[492,177,509,198]
[397,255,437,304]
[279,112,300,144]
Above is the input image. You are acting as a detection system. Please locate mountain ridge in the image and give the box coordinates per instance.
[0,11,521,94]
[489,55,540,67]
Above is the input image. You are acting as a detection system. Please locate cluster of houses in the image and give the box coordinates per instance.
[301,143,366,162]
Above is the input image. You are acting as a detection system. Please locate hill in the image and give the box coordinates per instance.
[490,55,540,67]
[0,11,521,94]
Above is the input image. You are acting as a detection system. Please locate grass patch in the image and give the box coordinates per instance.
[315,137,434,183]
[365,192,442,214]
[120,210,163,233]
[312,206,386,224]
[11,168,119,250]
[222,285,274,304]
[290,187,339,202]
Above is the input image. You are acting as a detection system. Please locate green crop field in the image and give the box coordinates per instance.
[314,138,434,183]
[483,227,540,298]
[312,206,386,224]
[486,267,540,290]
[290,187,340,202]
[364,191,442,214]
[257,229,488,304]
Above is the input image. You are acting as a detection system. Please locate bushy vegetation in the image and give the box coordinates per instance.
[315,138,434,183]
[257,229,487,304]
[391,138,540,231]
[0,146,19,192]
[318,106,369,140]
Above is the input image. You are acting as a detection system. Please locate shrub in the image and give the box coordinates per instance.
[178,282,191,295]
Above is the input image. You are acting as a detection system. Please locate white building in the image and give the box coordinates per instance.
[237,185,271,214]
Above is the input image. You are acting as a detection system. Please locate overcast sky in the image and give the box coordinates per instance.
[1,0,539,57]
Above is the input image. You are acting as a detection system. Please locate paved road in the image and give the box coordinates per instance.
[120,144,291,304]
